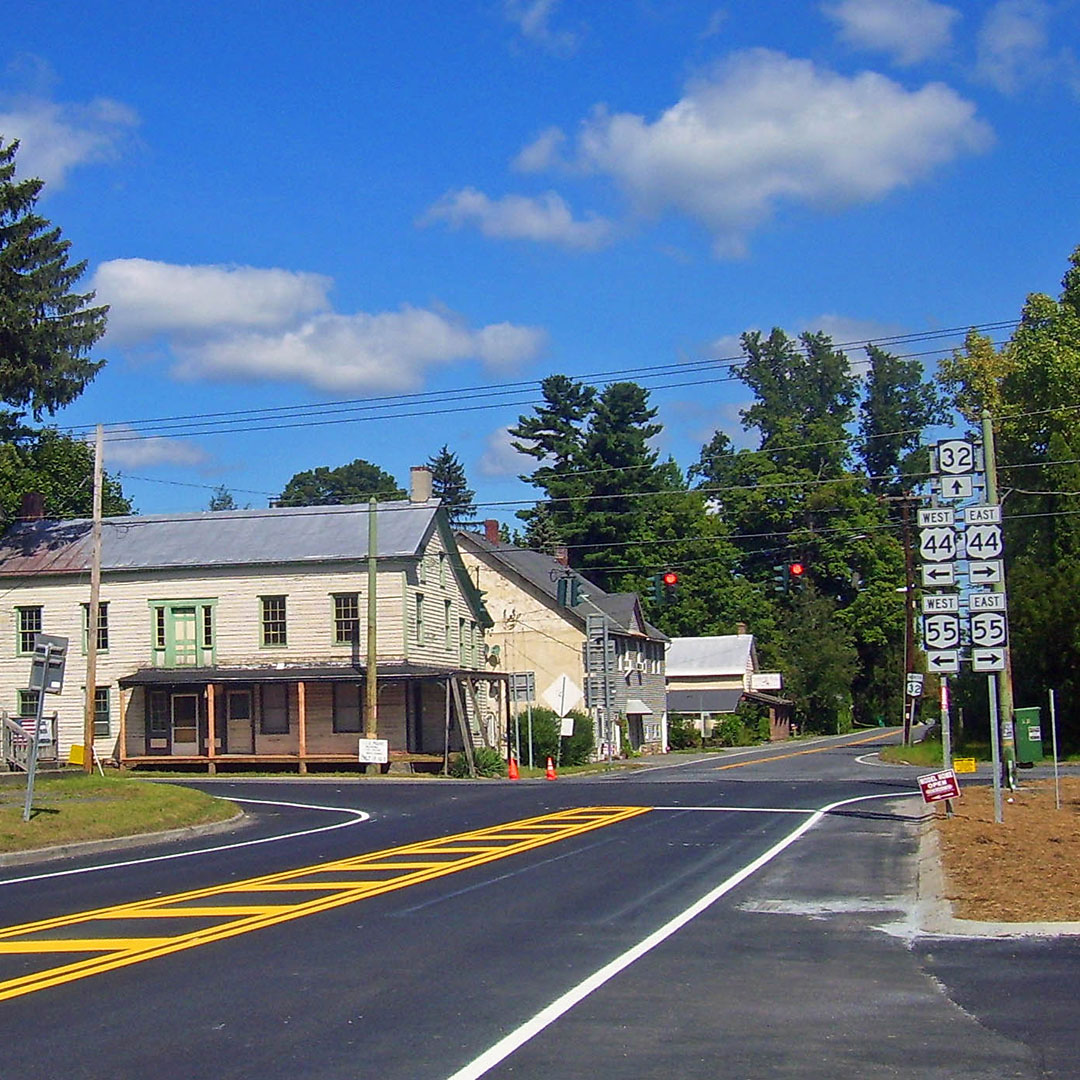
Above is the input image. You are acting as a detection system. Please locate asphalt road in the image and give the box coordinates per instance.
[0,732,1073,1080]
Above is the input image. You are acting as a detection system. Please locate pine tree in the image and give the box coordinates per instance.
[0,138,108,438]
[427,444,475,525]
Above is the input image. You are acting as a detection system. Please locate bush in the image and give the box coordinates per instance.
[516,706,595,766]
[447,745,507,778]
[667,715,699,750]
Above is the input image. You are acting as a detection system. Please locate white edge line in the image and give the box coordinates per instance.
[651,805,814,814]
[0,798,371,888]
[445,788,919,1080]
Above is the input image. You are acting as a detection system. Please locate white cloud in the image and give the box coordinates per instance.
[91,259,333,345]
[422,188,613,250]
[172,306,547,392]
[0,93,138,188]
[800,314,907,347]
[974,0,1078,95]
[569,49,992,255]
[479,426,532,477]
[504,0,580,55]
[822,0,960,65]
[99,425,211,469]
[512,126,568,172]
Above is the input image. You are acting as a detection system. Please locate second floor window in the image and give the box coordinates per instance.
[16,606,41,654]
[261,596,287,647]
[333,593,360,644]
[82,602,109,652]
[415,593,425,645]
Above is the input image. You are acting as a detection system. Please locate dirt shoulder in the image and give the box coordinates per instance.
[934,774,1080,922]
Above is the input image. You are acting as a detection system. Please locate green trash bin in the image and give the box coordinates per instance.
[1013,706,1043,766]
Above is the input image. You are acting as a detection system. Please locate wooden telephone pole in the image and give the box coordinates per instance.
[82,425,104,773]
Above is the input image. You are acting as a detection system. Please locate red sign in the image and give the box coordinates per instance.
[917,769,961,803]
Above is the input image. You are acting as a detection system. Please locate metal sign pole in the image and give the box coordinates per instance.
[1049,687,1060,811]
[22,644,51,823]
[988,673,1003,825]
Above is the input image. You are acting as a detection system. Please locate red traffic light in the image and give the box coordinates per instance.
[788,562,805,577]
[661,571,679,586]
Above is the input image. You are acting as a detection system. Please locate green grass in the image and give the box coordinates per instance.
[0,774,236,854]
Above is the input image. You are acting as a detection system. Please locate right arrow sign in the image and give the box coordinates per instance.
[972,649,1006,672]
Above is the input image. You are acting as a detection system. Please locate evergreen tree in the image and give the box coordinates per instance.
[508,374,594,542]
[0,138,108,438]
[277,458,405,506]
[427,444,475,525]
[208,485,238,511]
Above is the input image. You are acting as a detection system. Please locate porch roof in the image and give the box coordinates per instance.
[118,662,498,687]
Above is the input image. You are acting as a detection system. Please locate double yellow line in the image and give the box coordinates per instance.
[0,805,649,1002]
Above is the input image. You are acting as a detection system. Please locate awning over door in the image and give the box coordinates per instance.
[666,688,743,714]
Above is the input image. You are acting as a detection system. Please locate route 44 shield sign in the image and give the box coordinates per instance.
[919,527,956,562]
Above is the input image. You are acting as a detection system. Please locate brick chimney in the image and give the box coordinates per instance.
[554,545,569,567]
[409,465,433,503]
[736,622,748,636]
[484,519,500,544]
[20,493,45,521]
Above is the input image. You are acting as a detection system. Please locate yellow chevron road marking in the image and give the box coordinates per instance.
[0,805,649,1003]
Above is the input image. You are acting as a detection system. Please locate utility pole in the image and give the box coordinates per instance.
[365,498,378,773]
[981,410,1016,786]
[82,425,103,774]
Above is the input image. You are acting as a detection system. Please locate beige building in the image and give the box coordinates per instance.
[457,524,669,753]
[0,479,498,774]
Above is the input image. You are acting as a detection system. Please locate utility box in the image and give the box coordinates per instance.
[1013,706,1043,766]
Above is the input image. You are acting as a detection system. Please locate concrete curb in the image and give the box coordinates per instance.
[915,812,1080,939]
[0,808,246,869]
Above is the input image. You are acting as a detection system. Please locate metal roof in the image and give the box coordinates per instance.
[0,501,441,576]
[118,662,481,686]
[665,635,756,677]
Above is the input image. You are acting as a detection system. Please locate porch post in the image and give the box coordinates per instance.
[298,681,308,775]
[118,687,129,770]
[206,683,217,776]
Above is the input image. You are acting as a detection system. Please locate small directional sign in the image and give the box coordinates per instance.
[923,613,961,651]
[968,560,1003,585]
[970,592,1007,612]
[926,650,960,674]
[936,439,976,475]
[964,524,1003,561]
[970,611,1008,649]
[906,674,924,698]
[972,648,1006,672]
[922,594,959,613]
[918,507,955,527]
[938,475,974,499]
[919,527,957,562]
[922,563,956,587]
[963,504,1001,525]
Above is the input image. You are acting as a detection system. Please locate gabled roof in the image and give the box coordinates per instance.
[456,530,667,642]
[0,501,441,575]
[666,635,757,677]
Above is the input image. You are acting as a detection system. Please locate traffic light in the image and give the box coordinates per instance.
[788,562,806,591]
[652,571,680,605]
[662,570,679,602]
[558,575,586,607]
[772,564,789,593]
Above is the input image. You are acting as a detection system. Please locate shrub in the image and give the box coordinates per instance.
[517,706,595,766]
[667,715,699,750]
[447,745,507,778]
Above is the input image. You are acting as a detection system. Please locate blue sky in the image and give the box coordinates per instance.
[3,0,1078,523]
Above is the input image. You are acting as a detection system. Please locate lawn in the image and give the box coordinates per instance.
[0,773,236,854]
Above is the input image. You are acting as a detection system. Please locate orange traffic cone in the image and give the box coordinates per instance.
[545,756,557,780]
[508,757,519,780]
